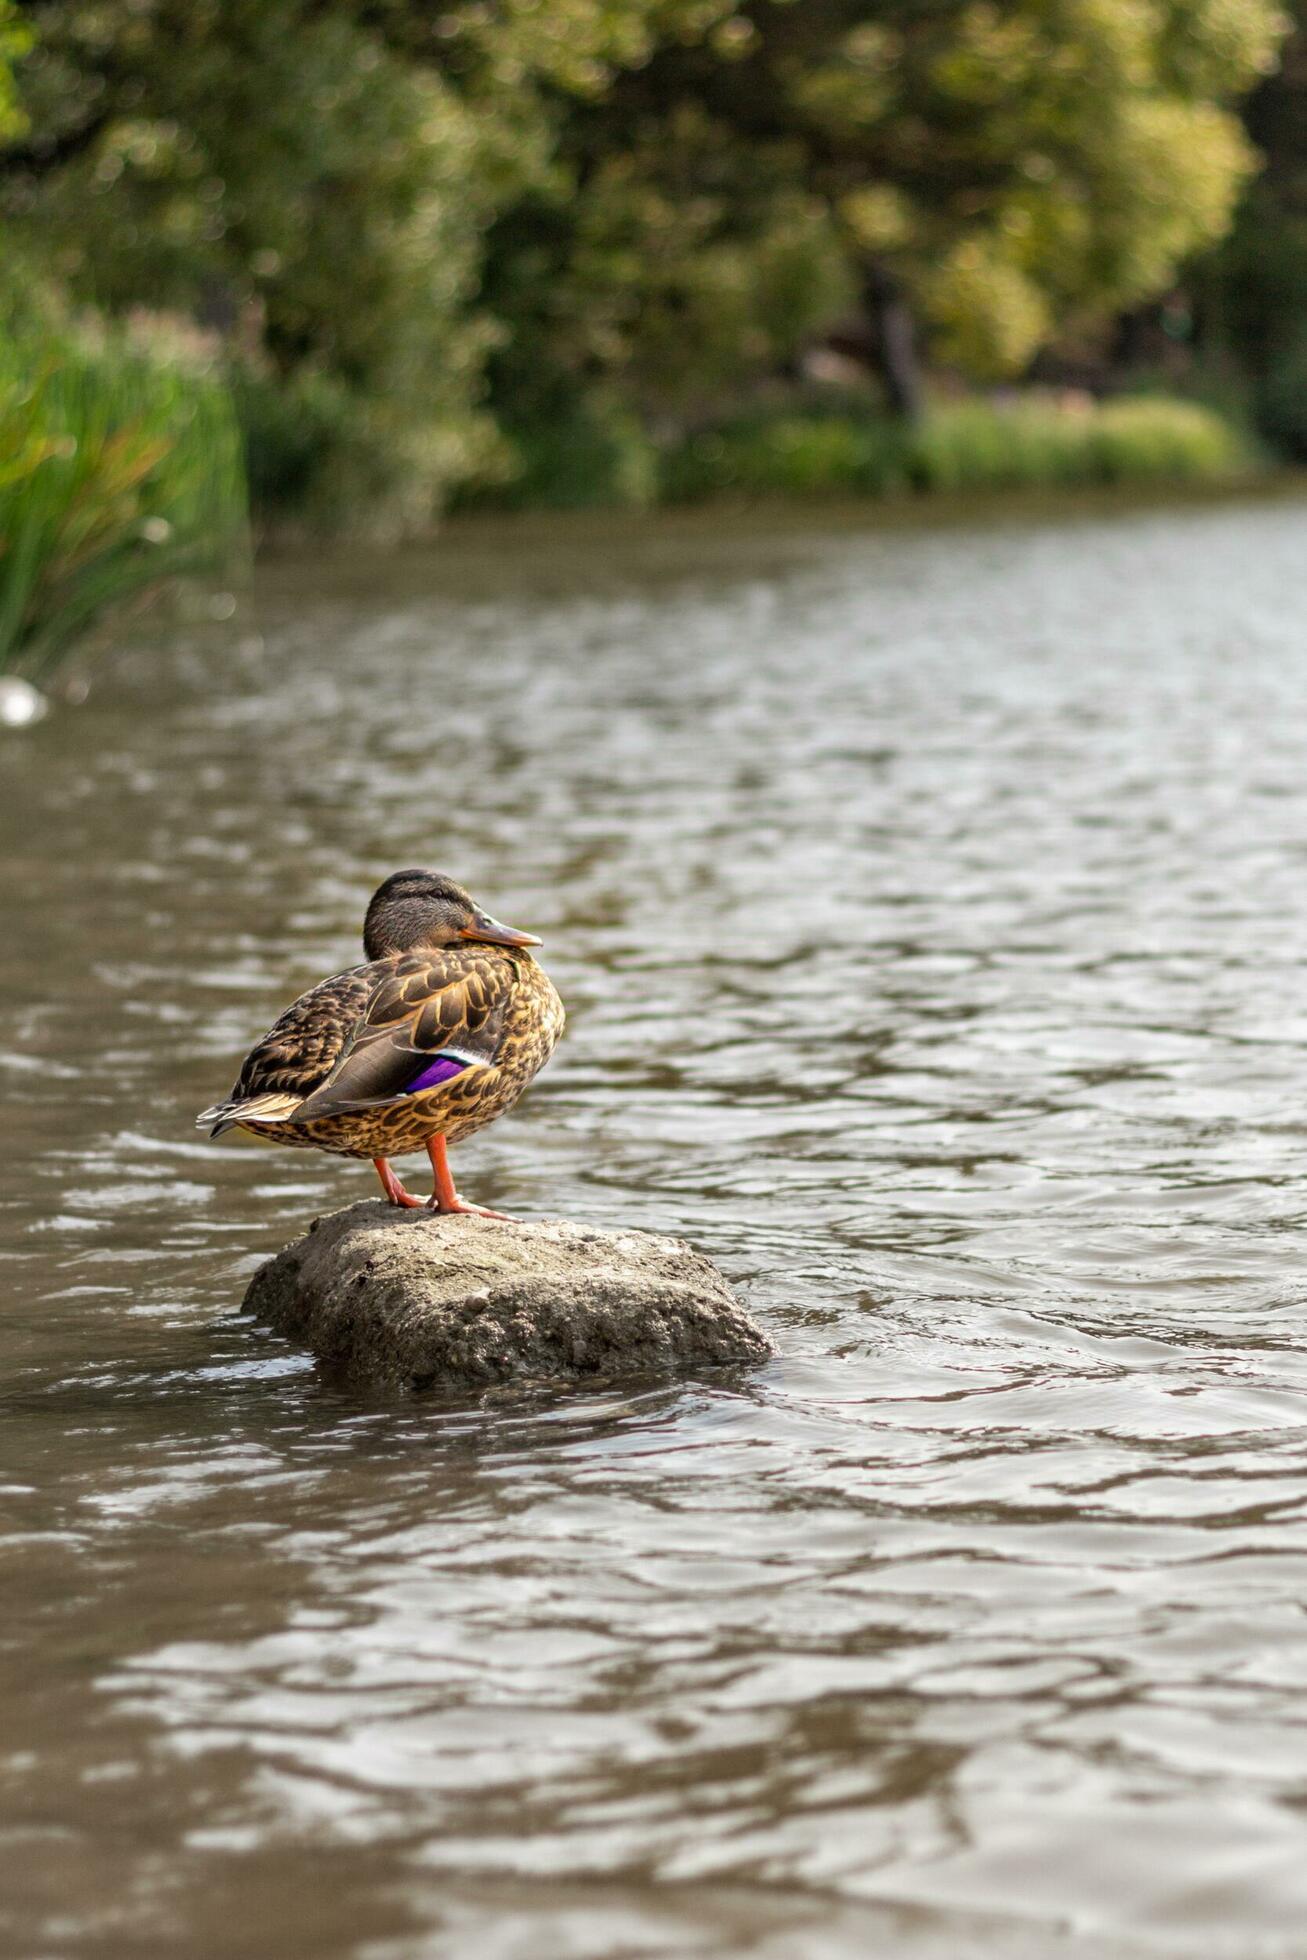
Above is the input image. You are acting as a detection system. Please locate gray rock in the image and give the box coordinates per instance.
[243,1200,775,1392]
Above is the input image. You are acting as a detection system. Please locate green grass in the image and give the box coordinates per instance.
[0,333,247,682]
[662,393,1254,505]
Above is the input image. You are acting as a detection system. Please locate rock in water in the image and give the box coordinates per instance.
[243,1200,775,1392]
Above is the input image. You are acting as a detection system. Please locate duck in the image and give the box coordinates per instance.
[197,870,564,1215]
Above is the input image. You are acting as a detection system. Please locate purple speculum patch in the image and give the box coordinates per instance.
[403,1055,469,1095]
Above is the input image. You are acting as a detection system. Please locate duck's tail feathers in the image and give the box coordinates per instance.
[196,1091,305,1137]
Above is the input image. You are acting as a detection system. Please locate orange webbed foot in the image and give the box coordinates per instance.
[424,1135,513,1219]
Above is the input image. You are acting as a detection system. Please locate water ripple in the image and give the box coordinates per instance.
[3,497,1307,1956]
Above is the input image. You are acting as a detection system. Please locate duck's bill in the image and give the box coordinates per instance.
[462,909,542,948]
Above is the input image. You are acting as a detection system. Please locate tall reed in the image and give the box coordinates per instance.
[0,334,247,682]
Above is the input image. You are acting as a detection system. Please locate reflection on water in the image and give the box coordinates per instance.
[4,496,1307,1957]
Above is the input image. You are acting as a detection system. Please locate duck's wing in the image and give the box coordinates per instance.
[284,947,517,1122]
[196,964,377,1134]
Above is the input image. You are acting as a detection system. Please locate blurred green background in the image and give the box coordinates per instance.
[1,0,1304,671]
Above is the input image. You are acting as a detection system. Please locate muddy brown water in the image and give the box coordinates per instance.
[4,496,1307,1958]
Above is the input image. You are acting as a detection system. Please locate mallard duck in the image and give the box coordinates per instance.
[198,870,564,1215]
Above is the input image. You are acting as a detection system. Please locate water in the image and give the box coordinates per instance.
[4,494,1307,1958]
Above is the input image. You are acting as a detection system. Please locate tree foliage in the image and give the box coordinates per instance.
[4,1,505,530]
[0,0,1289,525]
[572,0,1284,387]
[0,2,26,144]
[1194,0,1307,456]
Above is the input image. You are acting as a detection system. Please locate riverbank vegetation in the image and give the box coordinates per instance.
[0,305,246,680]
[0,0,1303,551]
[469,393,1254,512]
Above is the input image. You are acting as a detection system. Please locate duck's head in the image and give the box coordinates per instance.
[363,869,542,960]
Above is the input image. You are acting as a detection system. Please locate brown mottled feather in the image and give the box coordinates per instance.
[222,963,377,1108]
[199,945,564,1160]
[293,946,515,1117]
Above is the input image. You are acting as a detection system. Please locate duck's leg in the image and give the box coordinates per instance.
[373,1157,426,1208]
[426,1134,510,1219]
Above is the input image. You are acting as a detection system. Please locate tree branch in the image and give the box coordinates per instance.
[1,106,112,178]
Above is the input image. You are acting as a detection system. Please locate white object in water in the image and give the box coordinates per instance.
[0,677,49,728]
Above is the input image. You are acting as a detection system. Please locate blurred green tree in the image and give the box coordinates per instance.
[0,2,27,143]
[2,0,1288,524]
[2,0,507,532]
[546,0,1285,416]
[1194,0,1307,457]
[3,0,756,524]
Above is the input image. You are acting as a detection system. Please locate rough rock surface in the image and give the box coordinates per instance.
[243,1201,775,1392]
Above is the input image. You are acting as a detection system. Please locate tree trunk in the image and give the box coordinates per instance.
[865,264,924,422]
